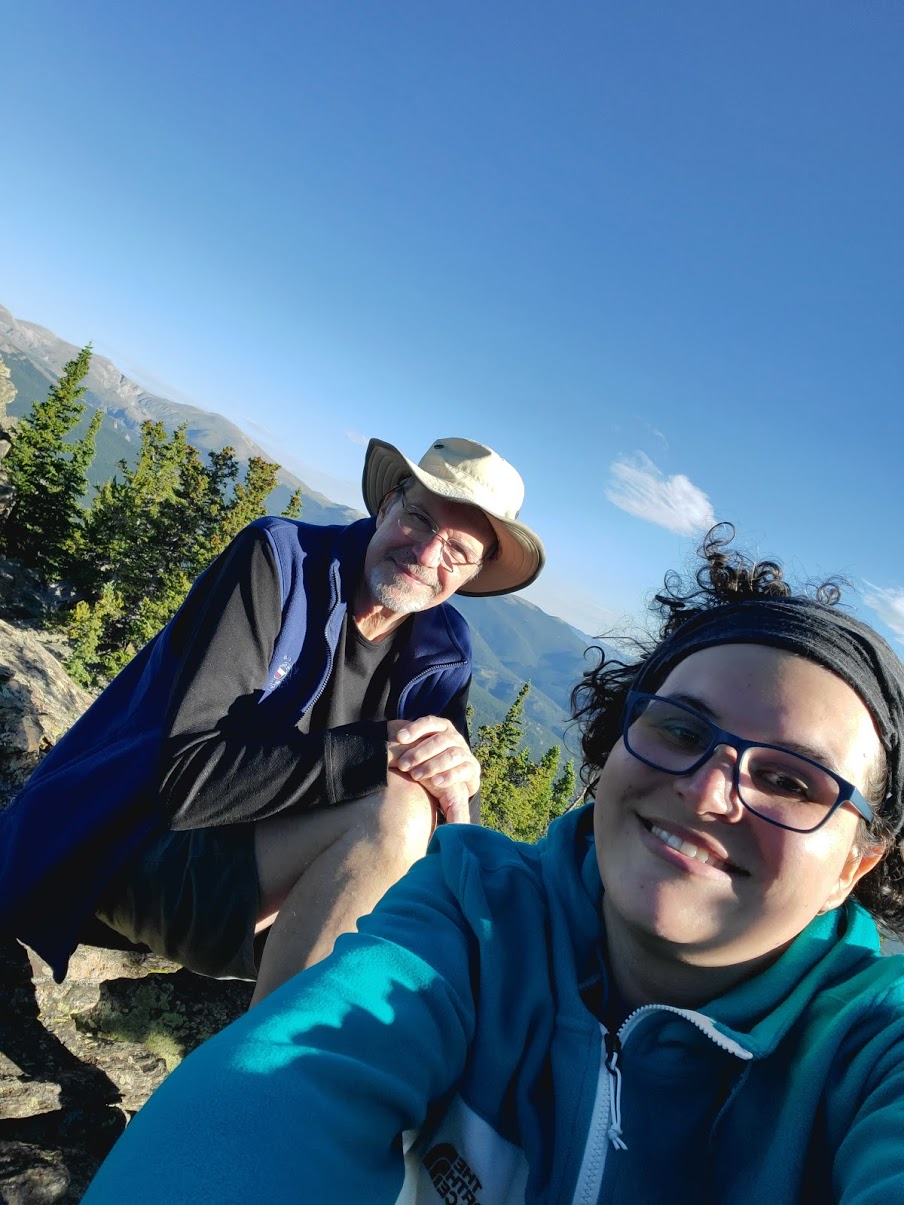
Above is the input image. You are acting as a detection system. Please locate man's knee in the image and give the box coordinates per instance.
[360,770,437,865]
[254,773,435,921]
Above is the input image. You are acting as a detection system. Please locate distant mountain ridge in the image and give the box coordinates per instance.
[1,301,614,759]
[0,304,357,528]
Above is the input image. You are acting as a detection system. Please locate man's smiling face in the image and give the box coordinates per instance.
[361,483,494,616]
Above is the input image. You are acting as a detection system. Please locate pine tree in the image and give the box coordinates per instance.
[65,583,127,688]
[1,345,101,580]
[281,487,303,520]
[474,683,577,843]
[69,421,295,685]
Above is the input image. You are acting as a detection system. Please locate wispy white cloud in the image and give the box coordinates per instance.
[605,452,716,536]
[345,429,368,446]
[645,423,669,452]
[863,583,904,645]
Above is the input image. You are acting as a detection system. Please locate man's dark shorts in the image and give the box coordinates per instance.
[94,825,260,980]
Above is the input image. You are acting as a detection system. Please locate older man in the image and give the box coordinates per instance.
[0,436,544,1001]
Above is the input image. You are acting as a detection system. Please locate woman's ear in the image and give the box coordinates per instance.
[820,842,885,913]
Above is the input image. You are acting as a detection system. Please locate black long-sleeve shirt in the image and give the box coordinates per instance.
[159,526,469,828]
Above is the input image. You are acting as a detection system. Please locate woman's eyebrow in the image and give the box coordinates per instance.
[665,691,718,719]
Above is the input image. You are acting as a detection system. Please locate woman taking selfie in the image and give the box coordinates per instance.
[85,528,904,1203]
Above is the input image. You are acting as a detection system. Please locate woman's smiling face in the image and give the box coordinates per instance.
[594,643,884,975]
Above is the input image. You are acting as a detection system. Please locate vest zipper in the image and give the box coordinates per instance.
[298,564,342,718]
[397,657,468,717]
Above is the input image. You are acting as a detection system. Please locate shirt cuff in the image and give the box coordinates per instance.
[323,721,389,805]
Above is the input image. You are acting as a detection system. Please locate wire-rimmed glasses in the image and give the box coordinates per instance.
[394,497,484,571]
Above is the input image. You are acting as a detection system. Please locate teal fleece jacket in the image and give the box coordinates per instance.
[84,805,904,1203]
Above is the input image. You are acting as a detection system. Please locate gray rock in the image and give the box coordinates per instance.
[0,351,16,417]
[0,1141,70,1204]
[1,938,253,1201]
[0,619,94,806]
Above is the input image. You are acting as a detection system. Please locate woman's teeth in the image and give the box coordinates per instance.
[649,823,728,871]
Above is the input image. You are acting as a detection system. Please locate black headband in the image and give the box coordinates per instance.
[631,598,904,834]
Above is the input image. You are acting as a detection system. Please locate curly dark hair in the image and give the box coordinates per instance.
[570,523,904,936]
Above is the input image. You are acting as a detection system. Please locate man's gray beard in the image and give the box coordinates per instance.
[367,563,441,615]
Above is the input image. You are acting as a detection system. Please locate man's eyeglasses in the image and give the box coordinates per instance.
[621,690,874,834]
[394,496,484,571]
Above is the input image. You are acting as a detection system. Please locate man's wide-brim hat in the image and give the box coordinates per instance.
[362,437,545,597]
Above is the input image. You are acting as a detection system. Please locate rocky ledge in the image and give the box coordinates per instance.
[0,939,252,1202]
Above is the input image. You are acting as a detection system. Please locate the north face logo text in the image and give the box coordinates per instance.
[423,1142,483,1204]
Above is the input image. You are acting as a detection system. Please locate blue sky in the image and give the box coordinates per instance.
[3,1,902,644]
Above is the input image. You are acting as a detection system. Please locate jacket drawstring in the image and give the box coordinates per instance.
[605,1032,628,1151]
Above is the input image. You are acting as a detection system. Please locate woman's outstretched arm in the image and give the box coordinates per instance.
[83,847,477,1204]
